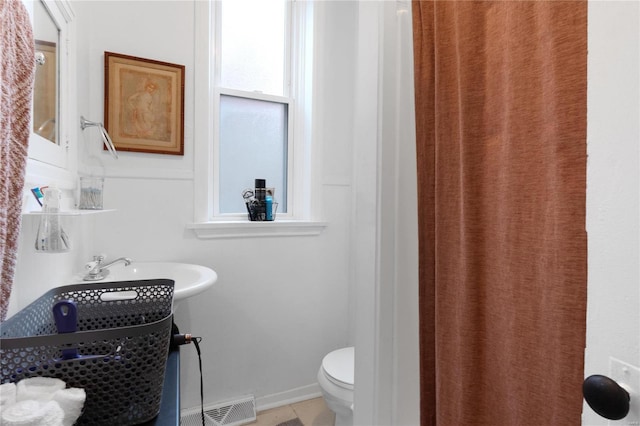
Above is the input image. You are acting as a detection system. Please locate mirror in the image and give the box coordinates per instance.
[32,0,59,145]
[24,0,76,185]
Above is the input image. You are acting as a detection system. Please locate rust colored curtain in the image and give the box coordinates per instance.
[412,2,587,425]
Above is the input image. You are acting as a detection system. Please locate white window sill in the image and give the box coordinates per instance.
[186,220,327,239]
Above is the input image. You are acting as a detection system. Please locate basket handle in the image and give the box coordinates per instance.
[100,290,139,302]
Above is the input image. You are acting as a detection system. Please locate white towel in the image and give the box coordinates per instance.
[52,388,85,426]
[15,377,66,402]
[0,399,64,426]
[0,382,17,407]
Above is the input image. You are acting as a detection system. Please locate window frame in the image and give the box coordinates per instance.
[190,0,326,238]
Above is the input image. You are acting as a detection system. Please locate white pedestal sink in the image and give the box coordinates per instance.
[71,262,217,303]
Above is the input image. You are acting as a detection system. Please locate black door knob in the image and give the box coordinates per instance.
[583,374,630,420]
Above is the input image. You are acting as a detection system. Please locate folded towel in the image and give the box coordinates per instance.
[0,399,64,426]
[52,387,85,426]
[16,377,66,402]
[0,382,17,407]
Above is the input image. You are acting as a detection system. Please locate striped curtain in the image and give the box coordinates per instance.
[0,0,35,321]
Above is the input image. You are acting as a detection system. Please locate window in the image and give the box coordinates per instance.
[191,0,321,236]
[217,0,291,215]
[219,95,289,213]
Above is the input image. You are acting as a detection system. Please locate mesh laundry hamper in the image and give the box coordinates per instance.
[0,279,174,425]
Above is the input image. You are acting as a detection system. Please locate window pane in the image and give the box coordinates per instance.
[219,95,288,214]
[221,0,286,96]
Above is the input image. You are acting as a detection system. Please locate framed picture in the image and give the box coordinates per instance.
[104,52,185,155]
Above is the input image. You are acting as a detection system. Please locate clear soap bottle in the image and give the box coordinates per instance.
[35,187,70,252]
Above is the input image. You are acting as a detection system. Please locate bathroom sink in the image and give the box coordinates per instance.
[71,262,217,301]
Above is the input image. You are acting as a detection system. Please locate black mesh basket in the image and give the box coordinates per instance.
[0,279,174,425]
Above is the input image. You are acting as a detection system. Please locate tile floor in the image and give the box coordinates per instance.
[251,397,335,426]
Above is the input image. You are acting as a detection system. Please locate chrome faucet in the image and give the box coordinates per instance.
[83,255,132,281]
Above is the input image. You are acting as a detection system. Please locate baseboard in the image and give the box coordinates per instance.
[255,383,322,412]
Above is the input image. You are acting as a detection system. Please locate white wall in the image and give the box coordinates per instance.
[15,2,632,425]
[350,2,420,424]
[584,1,640,425]
[9,211,97,315]
[11,0,360,413]
[76,0,359,411]
[386,2,420,424]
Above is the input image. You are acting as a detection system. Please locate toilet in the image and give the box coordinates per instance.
[317,347,354,426]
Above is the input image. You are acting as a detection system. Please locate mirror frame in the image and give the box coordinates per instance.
[24,0,77,189]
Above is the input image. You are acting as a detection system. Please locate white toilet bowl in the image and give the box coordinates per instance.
[317,347,354,426]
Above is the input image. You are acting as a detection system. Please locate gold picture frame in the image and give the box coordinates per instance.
[104,52,185,155]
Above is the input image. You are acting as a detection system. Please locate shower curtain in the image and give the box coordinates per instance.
[0,0,35,321]
[412,2,587,425]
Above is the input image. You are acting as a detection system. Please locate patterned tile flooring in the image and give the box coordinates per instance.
[252,397,335,426]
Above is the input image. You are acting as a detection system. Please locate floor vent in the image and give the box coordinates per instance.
[181,395,256,426]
